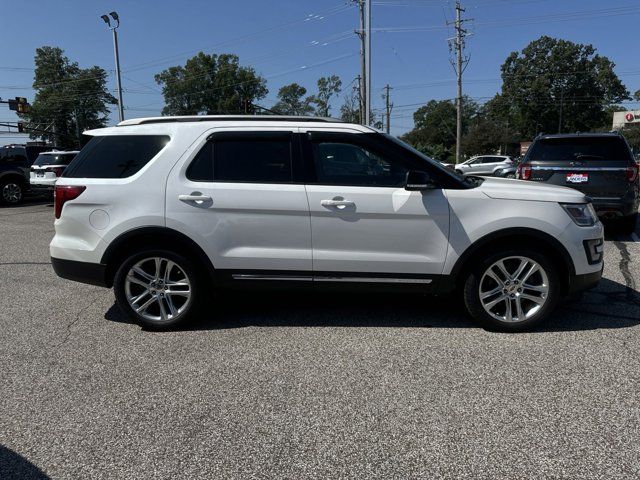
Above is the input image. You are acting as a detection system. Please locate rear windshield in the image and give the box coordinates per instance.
[33,153,77,166]
[63,135,169,179]
[528,137,633,162]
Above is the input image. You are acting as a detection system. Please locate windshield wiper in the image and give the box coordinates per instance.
[575,154,605,161]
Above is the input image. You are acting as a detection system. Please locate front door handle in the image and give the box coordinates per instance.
[321,199,355,208]
[178,193,212,203]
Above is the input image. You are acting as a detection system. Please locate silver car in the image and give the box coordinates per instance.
[455,155,514,176]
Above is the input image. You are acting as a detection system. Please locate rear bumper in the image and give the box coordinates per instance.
[568,266,603,294]
[591,196,639,218]
[51,257,109,287]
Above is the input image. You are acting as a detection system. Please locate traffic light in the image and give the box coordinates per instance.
[17,122,24,133]
[9,97,30,113]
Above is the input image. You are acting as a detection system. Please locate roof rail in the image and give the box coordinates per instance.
[118,115,345,126]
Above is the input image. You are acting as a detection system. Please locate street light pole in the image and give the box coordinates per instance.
[101,12,124,122]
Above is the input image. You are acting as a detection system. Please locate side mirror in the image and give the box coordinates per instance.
[405,170,436,191]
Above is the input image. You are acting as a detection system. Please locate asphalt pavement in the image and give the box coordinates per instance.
[1,200,639,479]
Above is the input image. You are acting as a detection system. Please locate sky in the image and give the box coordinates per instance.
[1,0,639,143]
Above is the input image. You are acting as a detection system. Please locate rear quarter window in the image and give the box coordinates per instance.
[528,137,633,162]
[63,135,169,178]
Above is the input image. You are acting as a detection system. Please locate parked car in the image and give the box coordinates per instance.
[0,144,50,205]
[495,158,520,179]
[455,155,514,176]
[517,133,639,234]
[51,116,603,332]
[30,150,79,194]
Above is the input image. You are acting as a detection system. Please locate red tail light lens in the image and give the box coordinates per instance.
[54,185,86,219]
[517,164,532,180]
[626,164,638,182]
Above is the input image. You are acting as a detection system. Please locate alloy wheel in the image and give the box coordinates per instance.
[124,257,192,322]
[478,256,549,323]
[2,183,22,204]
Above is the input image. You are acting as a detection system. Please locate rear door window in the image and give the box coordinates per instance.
[529,137,633,162]
[63,135,169,178]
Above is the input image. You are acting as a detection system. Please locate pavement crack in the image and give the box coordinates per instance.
[613,240,638,304]
[55,294,102,348]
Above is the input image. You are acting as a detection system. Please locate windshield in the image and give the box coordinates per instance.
[381,133,469,183]
[33,153,76,166]
[528,137,633,162]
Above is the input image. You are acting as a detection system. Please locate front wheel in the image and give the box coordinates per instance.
[463,250,560,332]
[114,250,201,330]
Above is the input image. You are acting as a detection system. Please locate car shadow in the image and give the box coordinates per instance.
[0,197,52,209]
[0,445,50,480]
[104,277,639,333]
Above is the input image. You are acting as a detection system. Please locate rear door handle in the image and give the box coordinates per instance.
[178,194,212,203]
[321,199,355,208]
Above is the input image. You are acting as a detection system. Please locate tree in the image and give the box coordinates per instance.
[272,83,314,115]
[339,87,361,124]
[154,52,267,115]
[401,96,478,162]
[634,89,640,101]
[499,36,629,138]
[312,75,342,117]
[20,46,116,148]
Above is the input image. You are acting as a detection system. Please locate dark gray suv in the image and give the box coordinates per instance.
[517,133,639,234]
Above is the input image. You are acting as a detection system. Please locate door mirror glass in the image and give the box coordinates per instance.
[405,170,436,191]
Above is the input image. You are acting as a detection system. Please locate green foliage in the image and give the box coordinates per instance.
[272,83,314,115]
[20,46,116,148]
[401,96,478,162]
[312,75,342,117]
[499,36,629,138]
[154,52,267,115]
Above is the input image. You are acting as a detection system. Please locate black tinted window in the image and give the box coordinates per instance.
[63,135,169,178]
[529,137,633,162]
[312,141,407,187]
[33,153,77,166]
[213,137,292,183]
[186,143,213,182]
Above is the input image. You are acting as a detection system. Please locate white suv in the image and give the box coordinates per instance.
[455,155,514,176]
[50,116,604,331]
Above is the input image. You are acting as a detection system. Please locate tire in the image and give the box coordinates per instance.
[0,178,25,205]
[617,213,638,235]
[114,249,202,330]
[463,249,560,332]
[455,169,463,175]
[493,169,504,177]
[505,173,516,179]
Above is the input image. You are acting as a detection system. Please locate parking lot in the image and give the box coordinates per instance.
[0,200,639,479]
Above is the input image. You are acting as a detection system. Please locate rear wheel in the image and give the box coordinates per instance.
[114,250,201,330]
[0,179,24,205]
[463,249,560,332]
[617,213,638,235]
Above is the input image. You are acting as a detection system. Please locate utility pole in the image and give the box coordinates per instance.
[354,1,366,124]
[448,1,471,163]
[364,0,372,126]
[384,84,393,134]
[101,12,125,122]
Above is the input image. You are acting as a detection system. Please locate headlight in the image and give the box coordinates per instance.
[560,202,598,227]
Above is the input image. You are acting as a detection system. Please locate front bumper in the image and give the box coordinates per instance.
[568,266,603,294]
[51,257,109,287]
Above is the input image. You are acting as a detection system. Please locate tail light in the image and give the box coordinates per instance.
[626,164,638,182]
[517,164,532,180]
[54,185,86,219]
